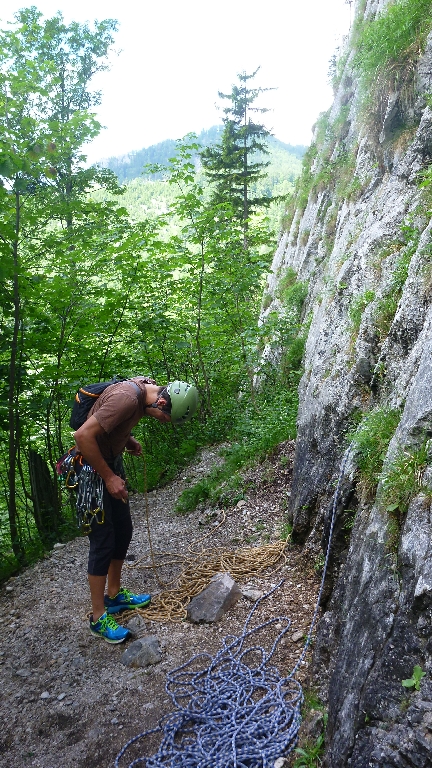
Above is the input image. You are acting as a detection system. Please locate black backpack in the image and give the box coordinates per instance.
[70,377,137,430]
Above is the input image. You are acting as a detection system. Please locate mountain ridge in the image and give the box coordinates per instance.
[98,125,306,184]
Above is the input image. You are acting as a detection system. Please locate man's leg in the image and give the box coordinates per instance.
[88,574,107,621]
[107,558,124,598]
[87,488,116,620]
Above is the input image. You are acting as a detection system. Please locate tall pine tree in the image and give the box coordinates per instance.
[200,68,273,225]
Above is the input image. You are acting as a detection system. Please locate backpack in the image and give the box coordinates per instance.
[70,377,135,430]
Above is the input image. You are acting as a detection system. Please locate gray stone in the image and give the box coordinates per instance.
[15,669,30,678]
[40,691,50,699]
[127,614,147,635]
[291,631,304,643]
[241,588,264,602]
[187,573,241,623]
[120,636,161,668]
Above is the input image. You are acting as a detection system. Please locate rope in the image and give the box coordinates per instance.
[115,444,354,768]
[122,455,288,622]
[124,538,288,623]
[115,582,303,768]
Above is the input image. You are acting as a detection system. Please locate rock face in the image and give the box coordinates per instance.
[262,1,432,765]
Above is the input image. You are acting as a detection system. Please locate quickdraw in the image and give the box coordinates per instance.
[56,447,104,533]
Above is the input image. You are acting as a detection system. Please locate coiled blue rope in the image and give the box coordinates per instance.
[115,445,353,768]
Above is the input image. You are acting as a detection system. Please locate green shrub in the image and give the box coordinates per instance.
[348,289,375,335]
[277,267,297,295]
[175,388,300,514]
[354,0,432,88]
[379,439,431,518]
[349,407,401,491]
[282,281,309,314]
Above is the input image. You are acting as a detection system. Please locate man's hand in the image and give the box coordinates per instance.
[105,473,128,501]
[74,416,129,500]
[125,435,142,457]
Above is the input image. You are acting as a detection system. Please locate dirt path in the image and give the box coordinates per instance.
[0,442,321,768]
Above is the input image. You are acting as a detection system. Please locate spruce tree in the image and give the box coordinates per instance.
[200,69,273,225]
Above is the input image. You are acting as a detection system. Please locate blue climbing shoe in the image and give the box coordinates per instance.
[89,612,131,643]
[104,587,151,614]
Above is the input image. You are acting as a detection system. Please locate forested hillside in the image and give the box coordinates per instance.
[101,127,305,184]
[97,131,305,231]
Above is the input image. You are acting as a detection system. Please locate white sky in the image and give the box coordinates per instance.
[2,1,352,163]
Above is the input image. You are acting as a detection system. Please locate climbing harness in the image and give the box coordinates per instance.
[56,448,104,533]
[115,444,354,767]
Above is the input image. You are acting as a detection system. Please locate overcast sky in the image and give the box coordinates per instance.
[2,1,352,162]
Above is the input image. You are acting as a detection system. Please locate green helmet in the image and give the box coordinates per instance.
[167,381,198,424]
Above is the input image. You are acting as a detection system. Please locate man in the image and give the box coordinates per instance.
[74,377,198,643]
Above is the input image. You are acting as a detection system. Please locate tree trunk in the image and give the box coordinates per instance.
[28,450,62,546]
[7,191,24,562]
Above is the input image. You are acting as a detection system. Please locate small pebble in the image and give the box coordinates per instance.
[40,691,50,699]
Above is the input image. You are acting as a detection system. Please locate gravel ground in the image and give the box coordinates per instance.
[0,441,321,768]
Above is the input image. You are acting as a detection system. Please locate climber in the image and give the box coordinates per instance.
[73,378,198,643]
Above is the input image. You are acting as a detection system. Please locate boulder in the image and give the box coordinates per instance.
[187,572,241,623]
[120,636,161,668]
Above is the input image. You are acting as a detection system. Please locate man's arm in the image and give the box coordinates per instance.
[74,416,128,501]
[125,435,142,456]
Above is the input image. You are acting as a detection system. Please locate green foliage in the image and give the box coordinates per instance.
[175,388,299,514]
[0,20,300,578]
[293,697,327,768]
[354,0,432,88]
[261,271,308,388]
[280,518,293,540]
[348,289,376,335]
[353,0,432,135]
[349,408,401,491]
[294,732,326,768]
[200,69,275,225]
[402,665,426,691]
[379,439,431,519]
[373,232,418,340]
[277,269,308,310]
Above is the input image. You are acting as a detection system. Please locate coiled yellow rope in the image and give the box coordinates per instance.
[122,455,288,623]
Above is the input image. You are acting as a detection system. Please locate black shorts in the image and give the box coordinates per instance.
[87,485,133,576]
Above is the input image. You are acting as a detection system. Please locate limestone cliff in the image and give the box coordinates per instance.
[263,1,432,764]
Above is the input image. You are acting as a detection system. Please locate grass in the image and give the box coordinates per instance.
[348,289,375,337]
[354,0,432,89]
[353,0,432,137]
[379,439,431,519]
[293,695,327,768]
[349,407,401,492]
[373,237,418,340]
[175,389,299,514]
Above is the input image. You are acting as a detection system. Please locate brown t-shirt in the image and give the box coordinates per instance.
[88,377,152,461]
